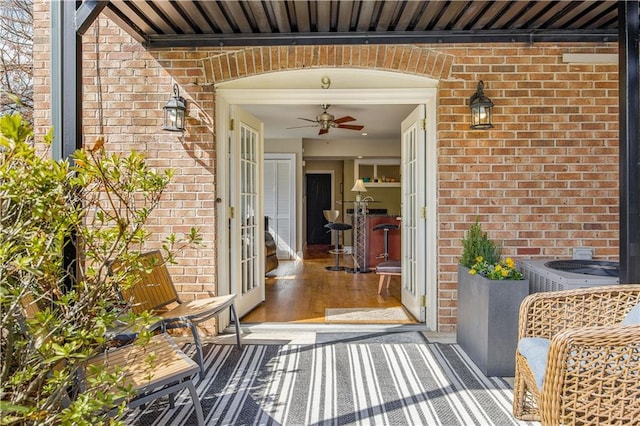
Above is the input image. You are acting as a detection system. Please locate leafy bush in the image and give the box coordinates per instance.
[460,218,501,268]
[0,113,199,424]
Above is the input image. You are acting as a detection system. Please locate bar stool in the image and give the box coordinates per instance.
[375,260,402,294]
[373,223,399,262]
[323,209,340,223]
[323,209,340,265]
[324,222,352,271]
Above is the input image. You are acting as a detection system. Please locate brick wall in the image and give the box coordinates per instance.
[33,2,219,300]
[436,44,619,330]
[33,2,619,332]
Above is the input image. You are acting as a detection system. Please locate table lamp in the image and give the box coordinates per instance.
[351,179,367,202]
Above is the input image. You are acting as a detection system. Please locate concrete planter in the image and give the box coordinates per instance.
[456,264,529,377]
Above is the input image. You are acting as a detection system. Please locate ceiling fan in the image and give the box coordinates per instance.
[288,104,364,135]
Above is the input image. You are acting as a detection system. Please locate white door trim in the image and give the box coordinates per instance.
[215,97,231,331]
[215,82,438,331]
[424,100,438,329]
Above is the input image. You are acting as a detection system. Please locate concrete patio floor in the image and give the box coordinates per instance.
[201,325,516,387]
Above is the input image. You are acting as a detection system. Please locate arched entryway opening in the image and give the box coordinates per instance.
[214,68,439,330]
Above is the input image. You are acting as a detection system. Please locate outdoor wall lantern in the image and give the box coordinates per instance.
[163,83,186,132]
[469,80,494,130]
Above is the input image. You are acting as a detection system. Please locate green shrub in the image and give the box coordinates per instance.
[460,218,501,268]
[0,113,199,425]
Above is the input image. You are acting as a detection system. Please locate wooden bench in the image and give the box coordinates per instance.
[111,251,242,379]
[87,333,204,424]
[20,294,204,424]
[375,260,401,294]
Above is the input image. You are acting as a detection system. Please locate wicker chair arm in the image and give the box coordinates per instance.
[540,324,640,426]
[517,285,640,340]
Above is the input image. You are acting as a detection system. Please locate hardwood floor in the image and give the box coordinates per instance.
[241,245,416,324]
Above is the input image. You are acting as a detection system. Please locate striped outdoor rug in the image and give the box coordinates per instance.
[126,336,532,425]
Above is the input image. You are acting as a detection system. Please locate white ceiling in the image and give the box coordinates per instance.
[242,103,417,140]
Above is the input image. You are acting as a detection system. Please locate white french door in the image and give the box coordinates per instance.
[229,106,265,316]
[401,105,427,322]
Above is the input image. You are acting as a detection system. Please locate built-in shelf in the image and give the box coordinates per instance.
[355,158,401,187]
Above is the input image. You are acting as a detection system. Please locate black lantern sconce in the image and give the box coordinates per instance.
[163,83,186,132]
[469,80,494,130]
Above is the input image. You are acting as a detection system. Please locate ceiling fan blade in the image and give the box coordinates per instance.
[337,124,364,131]
[297,117,318,123]
[286,124,319,129]
[318,128,329,135]
[333,116,356,124]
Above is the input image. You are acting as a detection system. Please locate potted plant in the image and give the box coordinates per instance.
[456,219,528,377]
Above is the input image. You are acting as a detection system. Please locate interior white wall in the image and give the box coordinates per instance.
[302,138,400,158]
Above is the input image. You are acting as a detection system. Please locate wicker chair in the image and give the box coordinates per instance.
[513,284,640,425]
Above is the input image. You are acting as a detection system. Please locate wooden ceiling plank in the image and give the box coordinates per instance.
[433,1,471,31]
[491,2,531,29]
[509,1,554,29]
[356,0,376,32]
[588,12,620,30]
[104,0,625,44]
[570,2,618,29]
[394,1,424,31]
[153,1,198,34]
[450,1,491,30]
[316,0,331,32]
[293,1,311,32]
[127,0,176,34]
[337,0,355,32]
[103,1,148,43]
[181,2,216,33]
[247,1,273,33]
[198,2,234,33]
[376,1,400,31]
[414,2,449,30]
[551,1,599,29]
[107,0,155,34]
[474,2,513,30]
[269,1,292,33]
[518,1,566,29]
[219,1,254,33]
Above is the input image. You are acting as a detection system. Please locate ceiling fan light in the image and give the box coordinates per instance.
[317,112,334,122]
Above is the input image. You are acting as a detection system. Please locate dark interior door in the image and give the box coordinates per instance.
[306,173,331,245]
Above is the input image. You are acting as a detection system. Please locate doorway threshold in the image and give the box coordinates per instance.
[238,322,428,333]
[216,322,454,346]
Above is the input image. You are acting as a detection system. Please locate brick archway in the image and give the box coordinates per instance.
[201,45,453,84]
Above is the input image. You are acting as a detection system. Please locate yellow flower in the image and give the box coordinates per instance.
[506,258,515,267]
[502,269,509,277]
[469,269,477,275]
[476,256,483,262]
[494,265,502,272]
